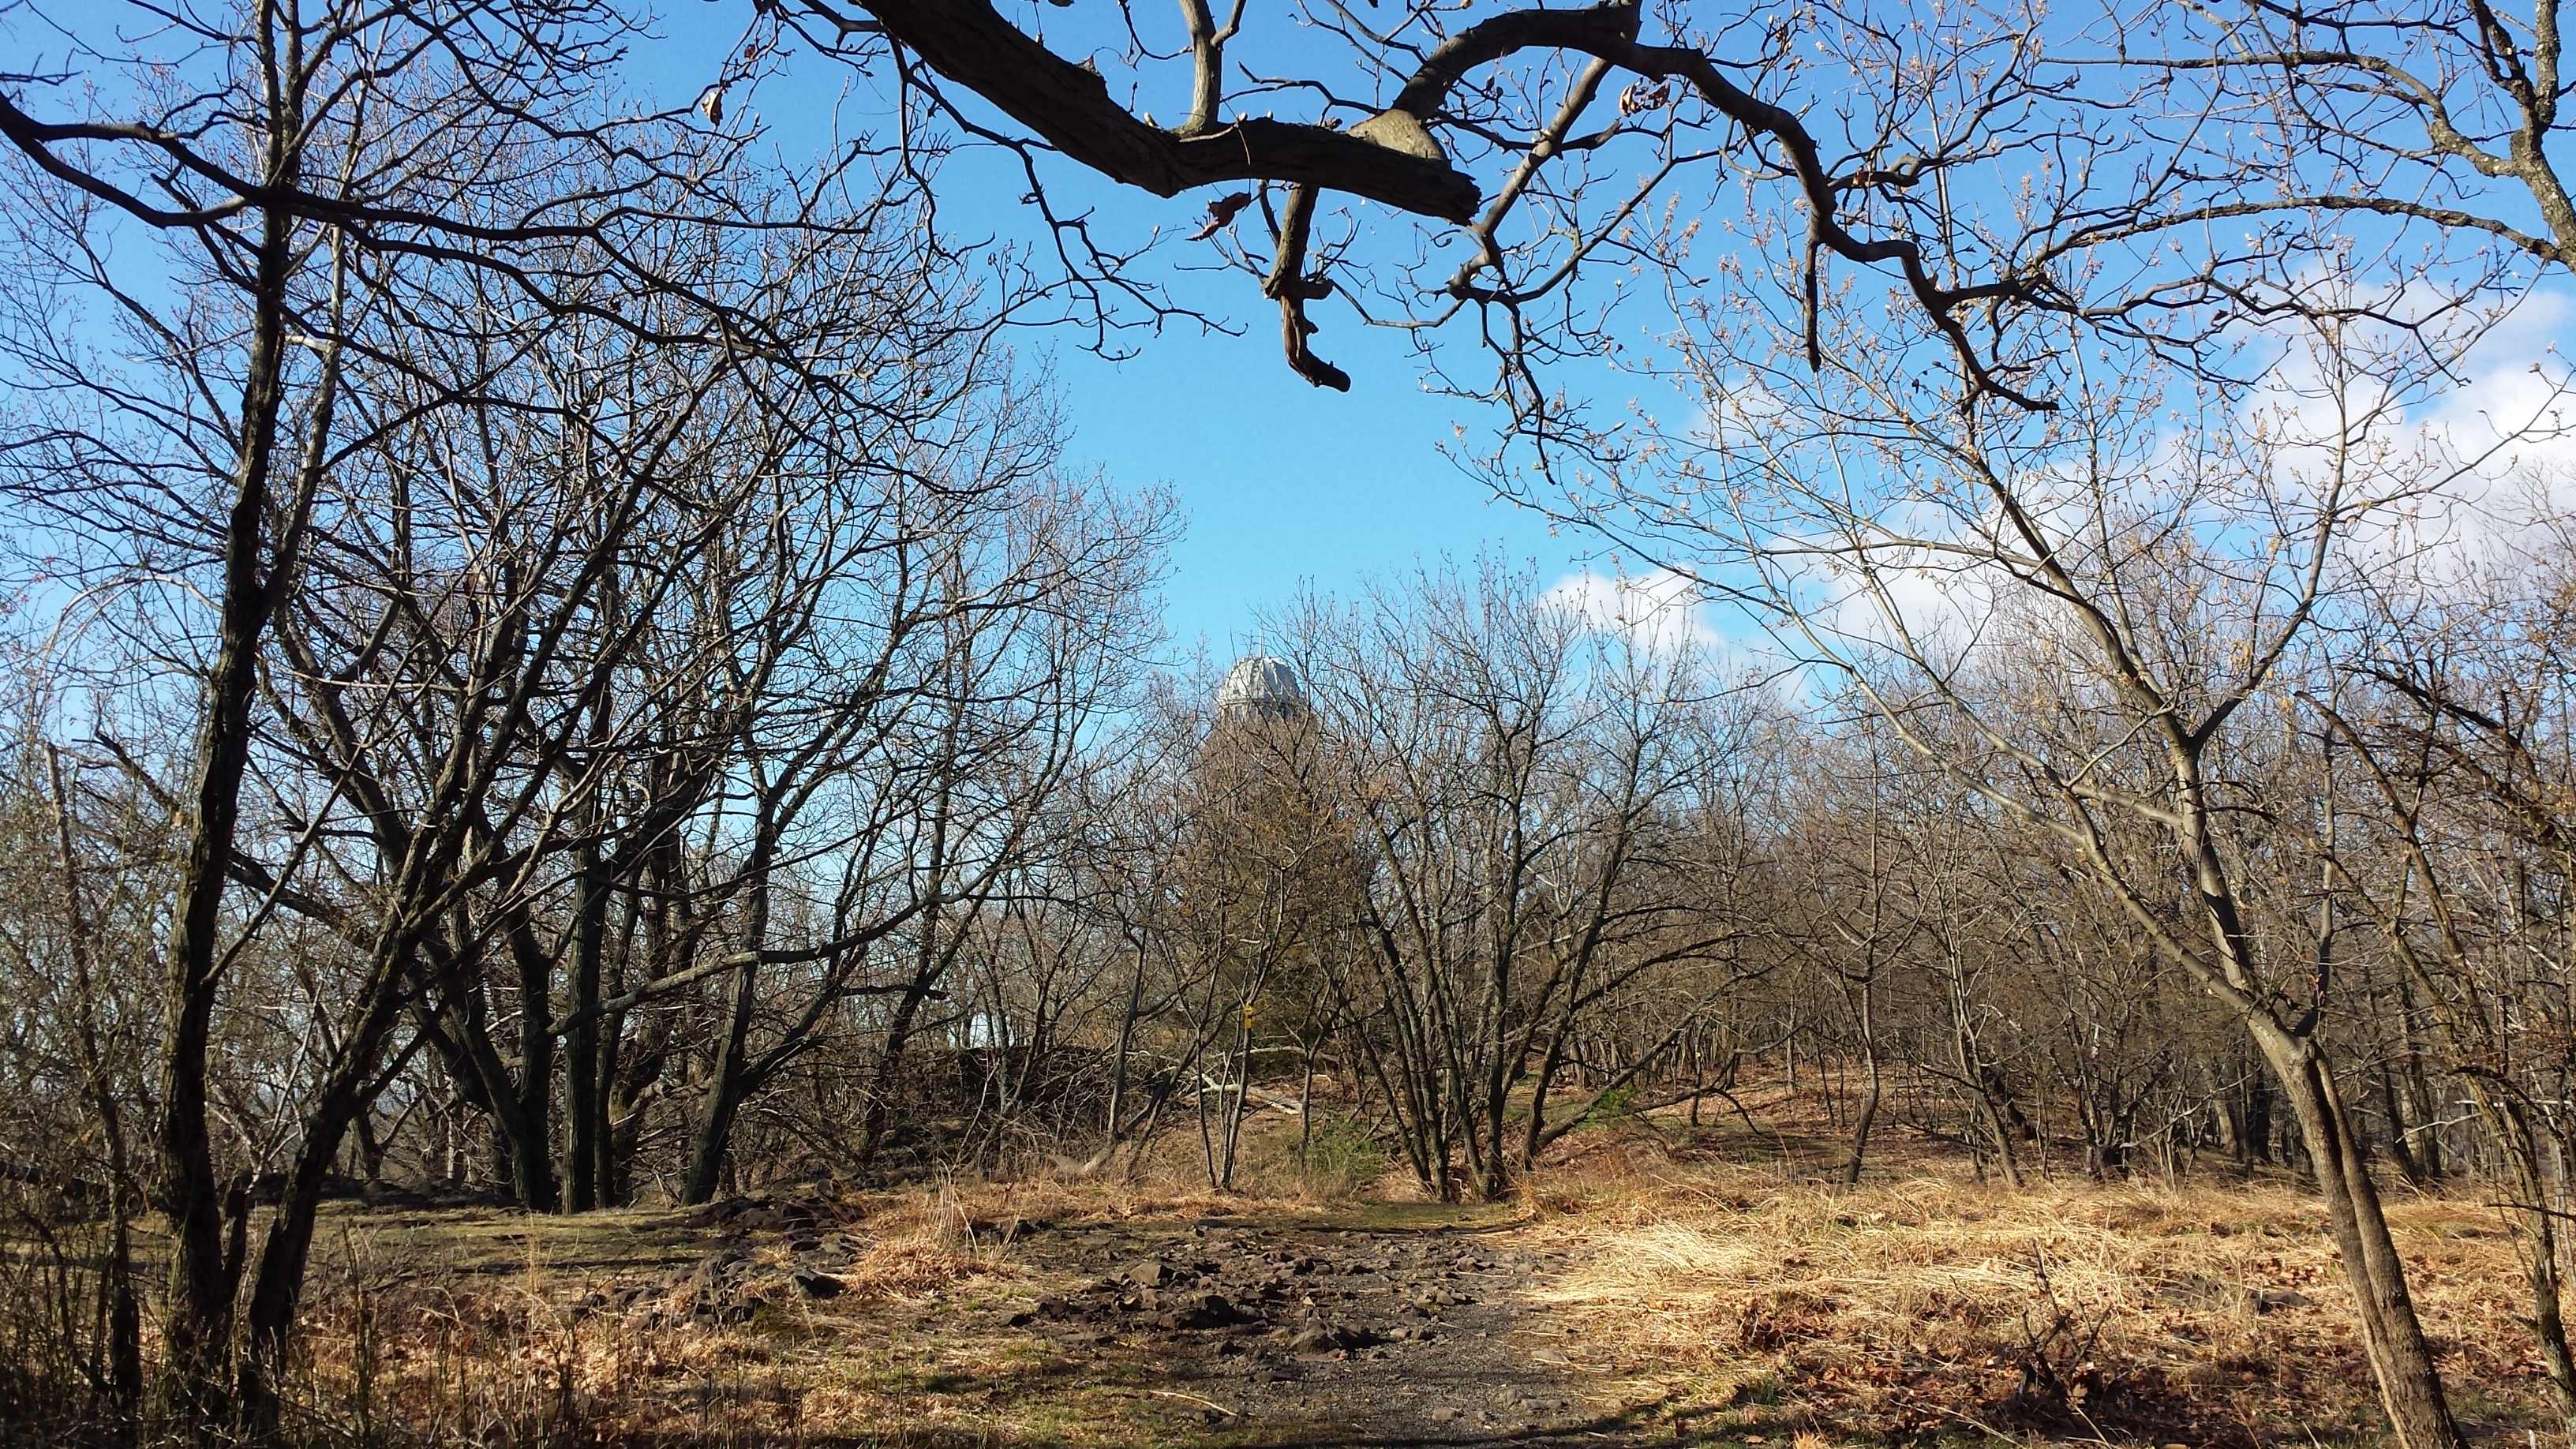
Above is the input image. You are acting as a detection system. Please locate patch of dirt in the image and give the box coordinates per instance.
[989,1214,1644,1443]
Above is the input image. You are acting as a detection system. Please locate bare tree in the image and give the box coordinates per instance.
[1582,257,2566,1443]
[1773,725,1921,1186]
[205,189,915,1394]
[2099,0,2576,279]
[1281,559,1736,1200]
[661,398,1170,1201]
[2296,519,2576,1439]
[0,0,862,1418]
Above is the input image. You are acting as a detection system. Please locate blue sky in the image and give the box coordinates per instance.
[631,5,1609,659]
[1048,320,1586,657]
[24,0,2568,673]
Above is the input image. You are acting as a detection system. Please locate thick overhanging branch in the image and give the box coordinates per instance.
[826,0,2054,405]
[837,0,1480,219]
[1391,1,1644,115]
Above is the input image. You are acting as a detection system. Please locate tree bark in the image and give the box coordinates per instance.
[1840,980,1881,1188]
[504,910,560,1212]
[564,834,608,1211]
[684,953,758,1205]
[1841,1046,1882,1188]
[2253,1026,2463,1449]
[685,829,774,1205]
[50,747,143,1416]
[234,945,414,1429]
[155,170,300,1426]
[856,965,942,1168]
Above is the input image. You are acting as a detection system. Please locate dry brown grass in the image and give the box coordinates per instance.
[290,1258,972,1445]
[264,1161,1335,1449]
[1509,1109,2544,1446]
[6,1092,2554,1448]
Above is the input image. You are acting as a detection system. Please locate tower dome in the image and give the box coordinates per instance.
[1215,654,1306,721]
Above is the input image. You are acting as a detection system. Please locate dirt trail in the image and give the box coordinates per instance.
[996,1211,1661,1444]
[343,1195,1687,1445]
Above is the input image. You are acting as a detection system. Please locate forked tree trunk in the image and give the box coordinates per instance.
[1101,934,1150,1155]
[2485,1094,2576,1442]
[1840,1050,1882,1189]
[685,956,759,1205]
[2179,799,2454,1447]
[2407,1010,2576,1435]
[234,938,414,1432]
[1840,983,1881,1188]
[1976,1090,2021,1189]
[505,913,560,1213]
[856,972,942,1167]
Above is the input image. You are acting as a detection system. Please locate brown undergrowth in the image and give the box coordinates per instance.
[2,1095,2555,1447]
[248,1154,1364,1449]
[1517,1101,2544,1447]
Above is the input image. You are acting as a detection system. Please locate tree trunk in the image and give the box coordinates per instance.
[684,954,758,1205]
[1102,933,1149,1154]
[2237,1066,2273,1167]
[1977,1088,2021,1189]
[1520,1013,1574,1180]
[604,841,683,1207]
[2255,1027,2463,1449]
[2446,1076,2576,1435]
[432,962,552,1208]
[2392,970,2445,1179]
[1955,1037,2018,1189]
[2499,1106,2576,1441]
[859,878,961,1170]
[685,827,774,1206]
[590,885,638,1208]
[564,835,607,1211]
[1477,1058,1510,1204]
[856,972,941,1167]
[235,945,413,1431]
[155,179,302,1425]
[2377,1061,2428,1186]
[1841,1046,1882,1189]
[505,912,560,1212]
[50,747,144,1417]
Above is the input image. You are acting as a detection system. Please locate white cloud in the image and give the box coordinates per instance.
[1541,565,1724,656]
[2253,280,2576,574]
[2411,288,2576,541]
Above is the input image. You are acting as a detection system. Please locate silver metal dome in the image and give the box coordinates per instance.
[1215,654,1306,720]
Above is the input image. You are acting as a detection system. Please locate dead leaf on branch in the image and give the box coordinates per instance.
[1187,192,1252,242]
